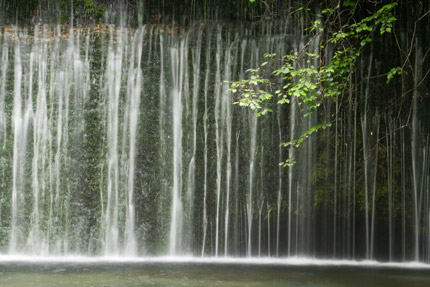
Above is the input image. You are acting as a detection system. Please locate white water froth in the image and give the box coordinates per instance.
[0,255,429,269]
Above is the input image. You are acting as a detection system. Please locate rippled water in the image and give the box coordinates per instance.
[0,258,429,287]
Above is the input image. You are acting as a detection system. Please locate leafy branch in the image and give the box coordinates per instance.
[230,1,399,167]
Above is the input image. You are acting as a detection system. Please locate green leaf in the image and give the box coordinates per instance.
[386,67,407,84]
[343,0,355,8]
[322,8,333,14]
[281,158,296,167]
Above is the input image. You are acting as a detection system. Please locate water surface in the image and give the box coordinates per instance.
[0,258,429,287]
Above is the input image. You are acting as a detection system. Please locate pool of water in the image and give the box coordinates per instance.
[0,257,429,287]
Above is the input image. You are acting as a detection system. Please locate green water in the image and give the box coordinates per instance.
[0,263,429,287]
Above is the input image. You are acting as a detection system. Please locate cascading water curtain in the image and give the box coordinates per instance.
[0,21,428,262]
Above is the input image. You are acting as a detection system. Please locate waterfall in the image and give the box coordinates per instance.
[223,34,234,257]
[104,27,125,255]
[201,27,211,256]
[183,25,202,254]
[29,26,49,253]
[0,21,428,262]
[287,87,296,257]
[361,49,373,260]
[0,32,8,148]
[247,110,258,257]
[386,117,394,261]
[10,38,24,254]
[168,34,188,255]
[124,27,144,255]
[214,27,223,257]
[276,107,282,257]
[411,35,422,261]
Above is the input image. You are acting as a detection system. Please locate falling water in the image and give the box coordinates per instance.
[386,117,394,261]
[104,27,125,255]
[411,35,422,261]
[10,37,24,254]
[0,20,428,262]
[0,32,8,148]
[287,87,296,257]
[214,27,223,257]
[169,34,188,255]
[361,49,373,259]
[201,27,211,257]
[247,110,258,257]
[276,107,282,257]
[223,34,234,257]
[124,27,144,255]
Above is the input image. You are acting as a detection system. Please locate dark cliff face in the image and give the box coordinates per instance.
[1,0,279,26]
[2,0,426,26]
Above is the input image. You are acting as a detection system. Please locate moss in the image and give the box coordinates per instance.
[95,4,106,22]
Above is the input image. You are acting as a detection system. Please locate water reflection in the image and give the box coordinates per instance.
[0,261,429,287]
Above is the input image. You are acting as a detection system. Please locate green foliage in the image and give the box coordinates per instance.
[230,2,399,166]
[343,0,356,8]
[230,68,272,117]
[95,3,106,21]
[280,157,296,168]
[84,0,95,15]
[281,122,332,149]
[386,67,406,84]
